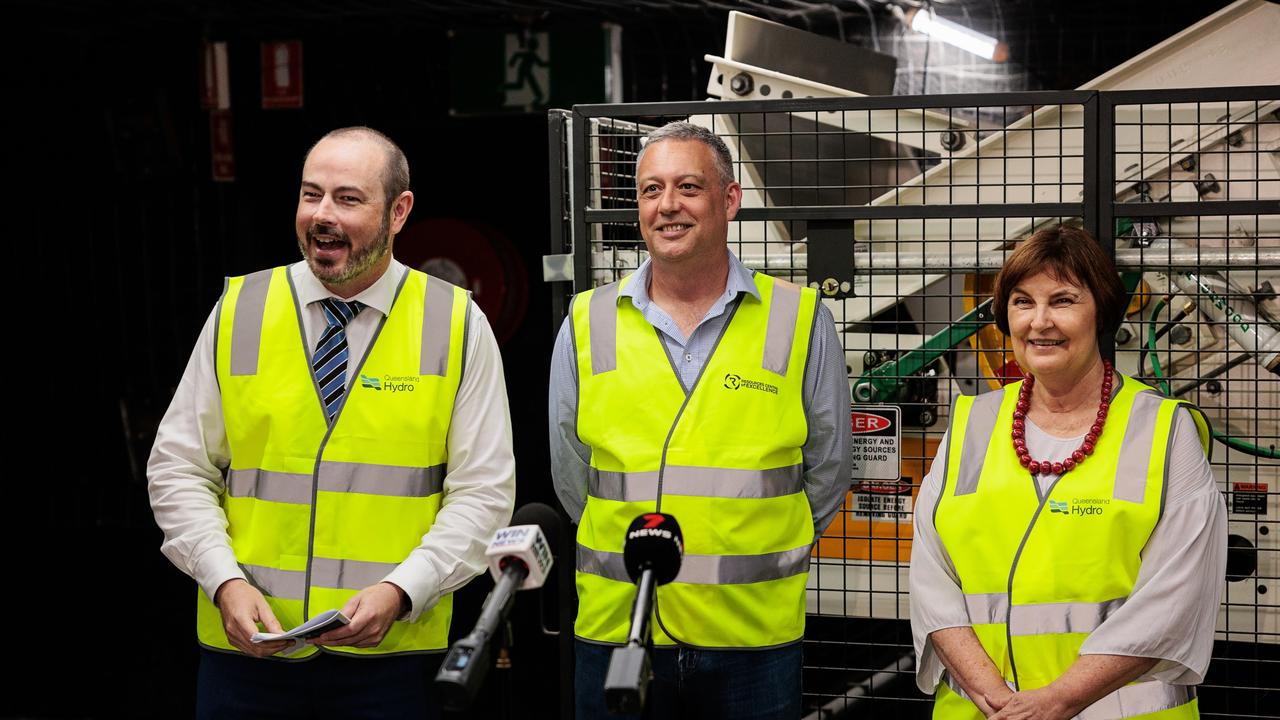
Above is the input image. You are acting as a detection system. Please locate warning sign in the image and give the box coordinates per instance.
[816,433,937,564]
[852,480,913,520]
[1231,482,1268,515]
[850,405,900,480]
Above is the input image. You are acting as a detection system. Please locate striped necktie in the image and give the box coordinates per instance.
[313,298,365,423]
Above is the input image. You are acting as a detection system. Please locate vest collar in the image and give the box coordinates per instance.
[619,249,761,313]
[291,258,405,317]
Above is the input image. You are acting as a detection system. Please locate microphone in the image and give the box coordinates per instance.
[435,502,560,710]
[604,513,683,715]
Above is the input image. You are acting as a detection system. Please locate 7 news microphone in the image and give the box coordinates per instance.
[604,512,684,715]
[434,502,560,710]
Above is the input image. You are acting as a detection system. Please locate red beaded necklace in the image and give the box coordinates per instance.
[1012,359,1114,477]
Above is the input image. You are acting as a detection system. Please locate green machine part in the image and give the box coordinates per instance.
[851,298,995,403]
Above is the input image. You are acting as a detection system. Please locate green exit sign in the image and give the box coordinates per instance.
[449,24,622,115]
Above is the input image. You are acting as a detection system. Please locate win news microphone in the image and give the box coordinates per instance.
[604,512,684,715]
[434,502,559,710]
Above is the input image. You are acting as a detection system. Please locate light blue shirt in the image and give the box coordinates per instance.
[548,250,852,535]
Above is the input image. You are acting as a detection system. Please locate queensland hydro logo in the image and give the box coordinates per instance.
[1049,498,1108,516]
[723,372,779,395]
[359,374,419,393]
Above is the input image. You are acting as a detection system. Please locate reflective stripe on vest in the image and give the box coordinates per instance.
[227,463,447,504]
[239,558,401,600]
[573,270,817,648]
[962,593,1127,635]
[588,464,803,501]
[940,674,1194,719]
[933,375,1205,720]
[577,542,812,585]
[201,266,466,658]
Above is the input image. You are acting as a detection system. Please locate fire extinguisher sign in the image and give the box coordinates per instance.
[849,405,900,481]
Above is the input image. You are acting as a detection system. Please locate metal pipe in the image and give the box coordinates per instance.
[1168,270,1280,373]
[801,652,915,720]
[1173,353,1253,397]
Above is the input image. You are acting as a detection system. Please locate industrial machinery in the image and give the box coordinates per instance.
[548,1,1279,716]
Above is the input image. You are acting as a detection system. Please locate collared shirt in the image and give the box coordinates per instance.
[909,401,1226,691]
[147,259,516,621]
[548,250,852,535]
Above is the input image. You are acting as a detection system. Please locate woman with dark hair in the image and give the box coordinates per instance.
[909,226,1226,720]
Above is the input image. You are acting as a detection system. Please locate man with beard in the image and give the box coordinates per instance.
[148,127,515,719]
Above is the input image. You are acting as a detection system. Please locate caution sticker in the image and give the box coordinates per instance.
[1231,482,1268,515]
[852,479,913,520]
[850,405,900,481]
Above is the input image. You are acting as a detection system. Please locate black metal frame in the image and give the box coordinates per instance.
[1097,85,1280,720]
[567,90,1097,295]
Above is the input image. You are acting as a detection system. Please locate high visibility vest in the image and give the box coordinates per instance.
[199,265,468,658]
[933,375,1211,719]
[572,271,818,648]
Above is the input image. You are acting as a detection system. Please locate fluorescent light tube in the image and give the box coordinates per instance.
[906,7,1009,62]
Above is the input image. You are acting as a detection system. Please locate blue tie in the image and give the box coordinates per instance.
[313,298,365,423]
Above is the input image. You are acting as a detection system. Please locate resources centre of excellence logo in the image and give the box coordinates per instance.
[723,373,779,395]
[358,374,420,393]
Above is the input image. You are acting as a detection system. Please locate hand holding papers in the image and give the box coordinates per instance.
[251,609,351,656]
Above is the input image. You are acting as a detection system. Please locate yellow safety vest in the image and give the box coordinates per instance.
[573,270,817,648]
[933,375,1210,719]
[200,265,468,658]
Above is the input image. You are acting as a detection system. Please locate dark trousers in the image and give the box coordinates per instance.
[575,640,803,720]
[196,648,443,720]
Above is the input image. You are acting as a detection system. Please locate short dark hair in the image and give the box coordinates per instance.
[992,225,1126,340]
[307,126,409,205]
[636,121,736,188]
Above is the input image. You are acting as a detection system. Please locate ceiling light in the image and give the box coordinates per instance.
[900,6,1009,62]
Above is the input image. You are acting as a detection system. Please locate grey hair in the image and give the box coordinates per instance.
[307,126,410,205]
[636,121,736,188]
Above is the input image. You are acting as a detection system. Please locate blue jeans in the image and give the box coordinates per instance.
[196,648,442,720]
[575,640,803,720]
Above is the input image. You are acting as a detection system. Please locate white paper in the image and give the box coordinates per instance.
[250,609,350,656]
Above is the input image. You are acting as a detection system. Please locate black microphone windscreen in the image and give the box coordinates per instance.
[622,513,683,585]
[510,502,563,557]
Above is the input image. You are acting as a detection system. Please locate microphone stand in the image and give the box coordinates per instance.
[626,568,656,645]
[436,563,527,709]
[603,567,655,715]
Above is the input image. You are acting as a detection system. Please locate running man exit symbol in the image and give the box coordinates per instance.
[503,32,549,108]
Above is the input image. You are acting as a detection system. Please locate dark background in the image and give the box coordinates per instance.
[16,1,1238,717]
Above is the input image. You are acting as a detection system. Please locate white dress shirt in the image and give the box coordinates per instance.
[148,259,515,622]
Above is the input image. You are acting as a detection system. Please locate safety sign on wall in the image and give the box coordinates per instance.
[1231,482,1268,515]
[852,479,913,521]
[261,41,303,109]
[849,405,900,480]
[502,32,550,109]
[448,24,621,116]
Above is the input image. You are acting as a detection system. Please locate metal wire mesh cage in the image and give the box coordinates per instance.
[548,85,1279,719]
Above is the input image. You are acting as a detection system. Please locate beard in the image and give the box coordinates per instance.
[298,211,392,287]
